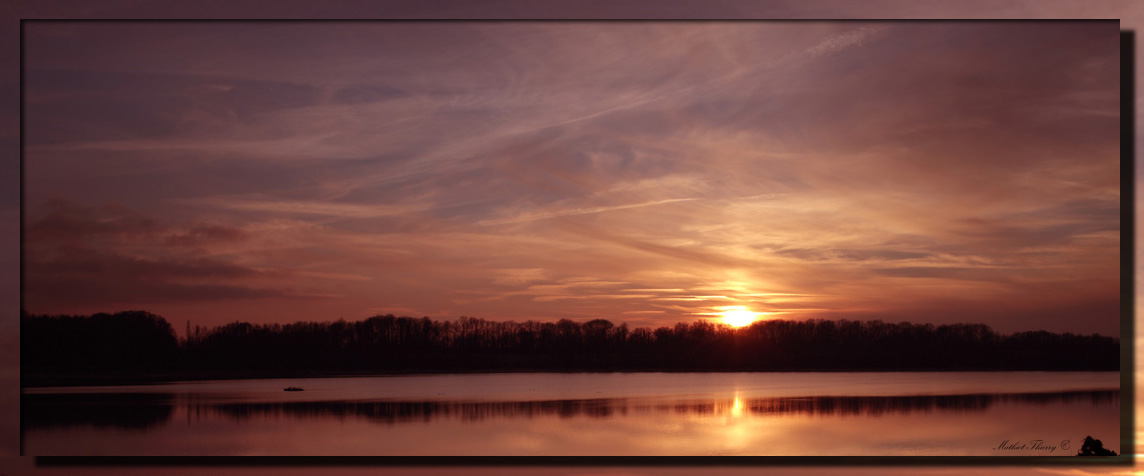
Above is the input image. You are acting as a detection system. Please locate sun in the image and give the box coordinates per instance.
[720,308,759,328]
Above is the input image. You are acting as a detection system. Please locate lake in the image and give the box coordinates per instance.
[21,372,1120,456]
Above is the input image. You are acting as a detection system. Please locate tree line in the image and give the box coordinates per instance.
[21,310,1120,384]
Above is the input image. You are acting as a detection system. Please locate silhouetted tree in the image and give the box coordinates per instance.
[22,310,178,380]
[1077,436,1117,456]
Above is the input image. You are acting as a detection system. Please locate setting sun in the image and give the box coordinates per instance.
[721,307,759,327]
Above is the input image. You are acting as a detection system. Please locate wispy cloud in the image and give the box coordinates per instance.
[185,196,434,219]
[21,22,1120,335]
[478,198,698,226]
[806,25,888,58]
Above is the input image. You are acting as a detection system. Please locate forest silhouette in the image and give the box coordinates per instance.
[21,310,1119,386]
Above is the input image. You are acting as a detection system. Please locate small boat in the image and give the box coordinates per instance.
[283,387,304,392]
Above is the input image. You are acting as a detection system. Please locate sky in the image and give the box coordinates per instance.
[21,21,1121,336]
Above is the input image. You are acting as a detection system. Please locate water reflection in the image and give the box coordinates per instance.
[742,390,1119,417]
[22,393,176,430]
[209,398,625,424]
[22,389,1118,430]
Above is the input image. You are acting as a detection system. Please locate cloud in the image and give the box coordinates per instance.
[478,198,698,226]
[489,268,550,286]
[27,196,161,241]
[164,224,249,248]
[22,199,319,310]
[25,68,322,146]
[773,248,933,262]
[184,196,434,219]
[27,274,306,305]
[330,84,409,105]
[806,25,887,58]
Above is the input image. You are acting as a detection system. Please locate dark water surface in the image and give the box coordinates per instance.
[22,372,1120,456]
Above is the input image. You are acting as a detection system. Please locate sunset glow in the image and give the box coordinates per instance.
[20,22,1120,337]
[720,308,760,328]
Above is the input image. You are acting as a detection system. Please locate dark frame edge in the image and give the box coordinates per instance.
[1120,28,1136,462]
[19,17,27,458]
[30,455,1141,467]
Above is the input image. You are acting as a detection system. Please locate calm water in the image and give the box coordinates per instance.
[22,372,1120,456]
